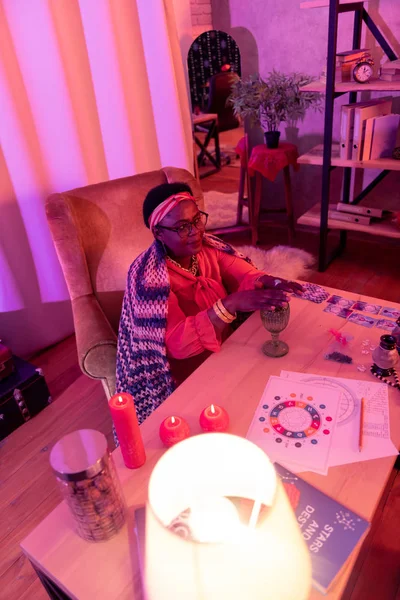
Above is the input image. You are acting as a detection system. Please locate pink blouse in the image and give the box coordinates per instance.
[166,246,262,385]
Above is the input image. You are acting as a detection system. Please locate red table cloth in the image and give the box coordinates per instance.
[235,138,299,182]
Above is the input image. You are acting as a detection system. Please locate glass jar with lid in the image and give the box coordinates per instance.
[50,429,126,542]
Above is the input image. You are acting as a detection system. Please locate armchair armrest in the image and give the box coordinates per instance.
[72,294,118,397]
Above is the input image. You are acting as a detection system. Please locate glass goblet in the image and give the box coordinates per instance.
[260,303,290,358]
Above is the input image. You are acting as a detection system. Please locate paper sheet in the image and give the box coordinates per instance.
[246,376,340,474]
[280,371,398,467]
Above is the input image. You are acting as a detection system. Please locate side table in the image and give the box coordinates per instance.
[237,139,299,245]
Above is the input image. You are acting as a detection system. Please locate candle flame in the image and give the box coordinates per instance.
[171,416,176,424]
[118,395,124,404]
[210,404,215,414]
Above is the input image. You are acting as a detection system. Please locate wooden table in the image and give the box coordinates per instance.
[21,286,400,600]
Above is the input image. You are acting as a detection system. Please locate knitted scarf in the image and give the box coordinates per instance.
[116,234,254,424]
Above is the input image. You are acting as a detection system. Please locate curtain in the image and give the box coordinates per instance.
[0,0,193,357]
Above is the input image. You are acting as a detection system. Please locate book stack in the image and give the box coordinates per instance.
[379,59,400,82]
[336,49,370,82]
[339,96,400,161]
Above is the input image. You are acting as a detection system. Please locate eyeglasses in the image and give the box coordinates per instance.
[157,211,208,239]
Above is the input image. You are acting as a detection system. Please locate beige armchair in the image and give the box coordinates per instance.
[46,167,203,398]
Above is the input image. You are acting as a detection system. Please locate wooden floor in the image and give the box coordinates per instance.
[1,159,400,600]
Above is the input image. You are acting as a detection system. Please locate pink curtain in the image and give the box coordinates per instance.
[0,0,193,357]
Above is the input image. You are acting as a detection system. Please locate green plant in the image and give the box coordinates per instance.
[229,71,323,132]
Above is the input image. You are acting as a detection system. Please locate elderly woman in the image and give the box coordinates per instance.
[116,182,302,423]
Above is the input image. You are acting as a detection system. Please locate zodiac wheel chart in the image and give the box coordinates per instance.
[258,392,334,449]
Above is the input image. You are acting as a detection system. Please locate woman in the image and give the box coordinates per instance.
[116,182,302,423]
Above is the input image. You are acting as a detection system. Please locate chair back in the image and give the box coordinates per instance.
[46,168,203,333]
[207,71,240,132]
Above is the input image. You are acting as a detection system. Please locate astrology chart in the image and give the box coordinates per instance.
[247,377,340,474]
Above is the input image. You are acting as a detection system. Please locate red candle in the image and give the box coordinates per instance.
[109,393,146,469]
[199,404,230,432]
[159,416,190,448]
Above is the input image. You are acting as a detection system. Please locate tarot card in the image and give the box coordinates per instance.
[326,295,354,309]
[380,307,400,320]
[348,313,377,328]
[293,283,329,304]
[352,301,382,315]
[376,319,398,331]
[323,305,353,318]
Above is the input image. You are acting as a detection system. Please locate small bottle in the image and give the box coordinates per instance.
[372,335,398,376]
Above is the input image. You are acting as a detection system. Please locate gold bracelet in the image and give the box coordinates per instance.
[213,302,234,324]
[217,298,237,321]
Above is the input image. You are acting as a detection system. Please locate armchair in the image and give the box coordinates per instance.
[46,167,203,398]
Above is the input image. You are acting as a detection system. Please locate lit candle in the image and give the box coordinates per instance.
[199,404,229,432]
[159,416,190,448]
[108,393,146,469]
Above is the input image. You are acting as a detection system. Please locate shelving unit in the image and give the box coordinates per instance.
[298,143,400,170]
[298,0,399,271]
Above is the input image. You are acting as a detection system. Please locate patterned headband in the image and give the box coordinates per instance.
[149,192,196,231]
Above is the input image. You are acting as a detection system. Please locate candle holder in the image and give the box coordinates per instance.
[145,434,311,600]
[261,303,290,358]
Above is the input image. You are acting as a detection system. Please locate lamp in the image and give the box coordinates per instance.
[145,433,312,600]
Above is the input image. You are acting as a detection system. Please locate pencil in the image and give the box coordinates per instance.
[359,397,365,452]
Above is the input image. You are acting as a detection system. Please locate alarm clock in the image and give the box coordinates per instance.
[353,60,374,83]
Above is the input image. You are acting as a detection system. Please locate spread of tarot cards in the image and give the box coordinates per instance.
[246,376,340,475]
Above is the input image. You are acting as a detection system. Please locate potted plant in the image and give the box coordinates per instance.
[229,71,322,149]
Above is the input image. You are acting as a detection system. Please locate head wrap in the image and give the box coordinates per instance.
[149,192,196,231]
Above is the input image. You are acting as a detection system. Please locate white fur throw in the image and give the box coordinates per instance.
[237,245,314,281]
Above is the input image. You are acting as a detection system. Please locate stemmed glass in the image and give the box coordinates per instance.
[260,303,290,358]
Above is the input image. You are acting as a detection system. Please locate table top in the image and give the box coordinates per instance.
[21,285,400,600]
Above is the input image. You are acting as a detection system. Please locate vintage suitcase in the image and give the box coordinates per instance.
[0,356,51,441]
[0,342,14,381]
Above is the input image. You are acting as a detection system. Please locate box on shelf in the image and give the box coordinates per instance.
[336,203,383,219]
[328,209,371,226]
[0,343,14,381]
[0,356,51,441]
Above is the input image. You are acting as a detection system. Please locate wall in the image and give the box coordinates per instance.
[190,0,213,38]
[212,0,400,218]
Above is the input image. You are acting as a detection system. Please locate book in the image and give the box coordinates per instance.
[340,98,391,160]
[328,209,371,226]
[336,203,383,219]
[337,49,369,62]
[352,99,392,161]
[275,463,370,594]
[379,73,400,82]
[370,114,400,159]
[381,58,400,71]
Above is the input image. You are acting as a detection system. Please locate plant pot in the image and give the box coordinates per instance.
[264,131,280,149]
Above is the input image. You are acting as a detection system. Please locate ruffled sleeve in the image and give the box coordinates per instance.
[216,251,266,292]
[165,289,224,359]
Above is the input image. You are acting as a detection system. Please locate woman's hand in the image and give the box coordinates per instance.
[223,289,290,314]
[255,274,304,296]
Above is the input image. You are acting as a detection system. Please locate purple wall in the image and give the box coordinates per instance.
[212,0,400,219]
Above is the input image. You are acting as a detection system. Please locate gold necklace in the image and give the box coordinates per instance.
[166,254,199,276]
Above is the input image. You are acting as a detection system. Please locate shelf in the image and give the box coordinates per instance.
[298,203,400,239]
[301,78,400,93]
[298,143,400,170]
[300,0,368,8]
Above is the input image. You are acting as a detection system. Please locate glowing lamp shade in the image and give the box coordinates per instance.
[145,433,312,600]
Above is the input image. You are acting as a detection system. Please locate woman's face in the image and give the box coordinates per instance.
[155,200,205,258]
